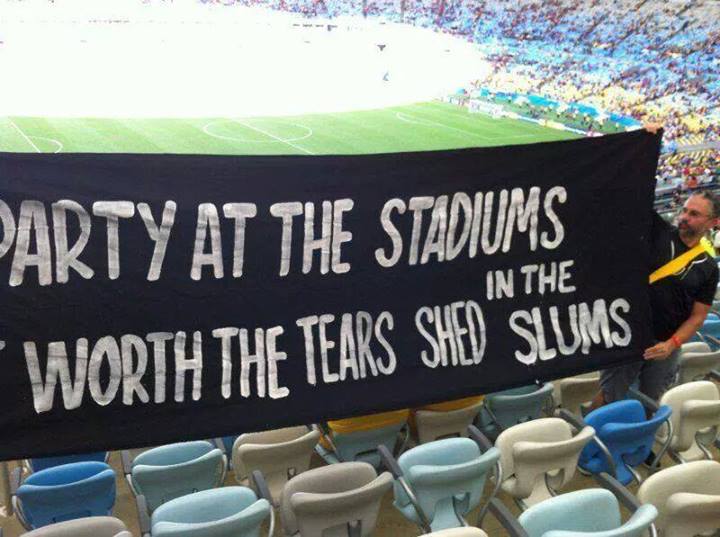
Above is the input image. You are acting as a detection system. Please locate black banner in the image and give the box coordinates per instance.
[0,131,660,460]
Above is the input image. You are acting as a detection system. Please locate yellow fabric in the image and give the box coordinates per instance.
[319,409,409,449]
[649,238,716,284]
[418,395,485,412]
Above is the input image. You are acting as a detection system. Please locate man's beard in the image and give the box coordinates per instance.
[678,221,702,241]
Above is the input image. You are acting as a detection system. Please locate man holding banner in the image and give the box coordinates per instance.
[595,188,720,407]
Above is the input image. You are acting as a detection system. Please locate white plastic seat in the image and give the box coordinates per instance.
[414,402,484,444]
[637,460,720,537]
[232,426,320,502]
[677,347,720,384]
[21,517,130,537]
[280,461,392,537]
[495,417,594,507]
[656,380,720,461]
[552,373,600,415]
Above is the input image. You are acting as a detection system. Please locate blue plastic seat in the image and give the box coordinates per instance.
[150,486,271,537]
[393,437,500,532]
[129,440,226,513]
[476,384,554,438]
[29,452,108,473]
[518,489,657,537]
[15,461,116,529]
[578,400,672,485]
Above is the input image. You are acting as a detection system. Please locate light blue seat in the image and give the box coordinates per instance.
[14,461,116,529]
[129,441,226,513]
[393,437,500,532]
[29,452,108,473]
[476,384,554,438]
[315,422,406,468]
[578,400,672,485]
[518,489,657,537]
[150,486,271,537]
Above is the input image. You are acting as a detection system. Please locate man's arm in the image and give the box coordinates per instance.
[644,301,711,360]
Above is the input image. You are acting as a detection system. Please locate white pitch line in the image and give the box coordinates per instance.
[395,111,491,141]
[7,118,41,153]
[231,118,315,155]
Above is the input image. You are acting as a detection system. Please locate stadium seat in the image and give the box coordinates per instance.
[232,426,320,502]
[124,440,226,513]
[476,383,554,439]
[655,380,720,462]
[315,410,409,468]
[552,373,600,416]
[383,434,500,533]
[21,516,130,537]
[677,347,720,384]
[578,400,672,485]
[637,460,720,537]
[149,486,271,537]
[413,398,484,444]
[279,461,392,537]
[515,489,657,537]
[28,452,109,474]
[13,461,116,529]
[495,417,594,507]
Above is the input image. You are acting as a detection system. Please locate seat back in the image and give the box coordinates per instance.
[580,400,671,484]
[281,462,392,537]
[150,486,271,537]
[496,418,594,500]
[518,489,656,537]
[637,460,720,535]
[554,374,600,415]
[414,402,483,444]
[22,516,128,537]
[678,349,720,383]
[17,462,116,529]
[332,422,405,467]
[232,426,320,499]
[479,384,554,433]
[131,441,225,512]
[29,452,108,473]
[659,381,720,454]
[395,437,499,531]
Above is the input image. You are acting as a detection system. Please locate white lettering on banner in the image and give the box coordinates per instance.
[509,298,633,365]
[415,300,486,368]
[375,186,567,267]
[138,201,176,281]
[296,310,397,386]
[92,201,135,280]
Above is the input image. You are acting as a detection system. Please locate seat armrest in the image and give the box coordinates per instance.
[594,472,641,512]
[250,470,274,504]
[378,444,403,479]
[468,424,494,451]
[557,408,587,430]
[628,387,660,412]
[488,498,529,536]
[121,450,133,475]
[136,494,151,537]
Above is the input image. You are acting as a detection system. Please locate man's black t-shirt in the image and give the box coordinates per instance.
[650,212,719,340]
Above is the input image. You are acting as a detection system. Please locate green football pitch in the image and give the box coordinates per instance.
[0,101,577,155]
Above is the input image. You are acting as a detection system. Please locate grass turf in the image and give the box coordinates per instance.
[0,101,578,155]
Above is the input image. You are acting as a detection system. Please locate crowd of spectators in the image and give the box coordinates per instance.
[200,0,719,190]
